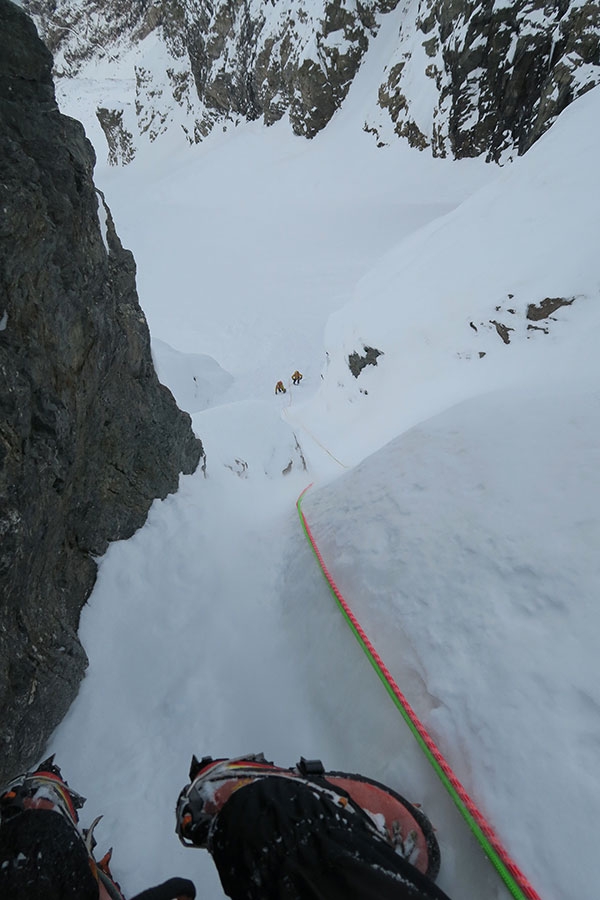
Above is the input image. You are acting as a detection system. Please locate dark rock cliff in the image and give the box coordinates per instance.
[0,0,204,784]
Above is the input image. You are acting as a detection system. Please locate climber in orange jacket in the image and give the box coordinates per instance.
[275,380,286,394]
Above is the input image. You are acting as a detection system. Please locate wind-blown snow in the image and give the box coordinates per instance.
[40,40,599,900]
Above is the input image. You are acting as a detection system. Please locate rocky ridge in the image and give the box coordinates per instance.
[22,0,600,164]
[372,0,600,160]
[0,0,203,782]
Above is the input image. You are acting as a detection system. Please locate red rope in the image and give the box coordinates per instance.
[297,485,542,900]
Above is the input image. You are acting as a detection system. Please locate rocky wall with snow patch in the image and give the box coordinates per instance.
[371,0,600,160]
[22,0,600,164]
[0,0,203,783]
[23,0,397,160]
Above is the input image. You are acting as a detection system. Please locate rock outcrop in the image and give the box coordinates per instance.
[24,0,397,154]
[22,0,600,164]
[373,0,600,161]
[0,0,204,783]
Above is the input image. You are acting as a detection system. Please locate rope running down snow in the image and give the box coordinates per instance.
[296,483,542,900]
[281,408,350,469]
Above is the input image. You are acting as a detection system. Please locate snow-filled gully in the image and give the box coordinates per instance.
[296,485,542,900]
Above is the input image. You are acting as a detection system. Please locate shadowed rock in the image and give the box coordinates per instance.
[348,346,383,378]
[0,0,203,783]
[526,297,575,321]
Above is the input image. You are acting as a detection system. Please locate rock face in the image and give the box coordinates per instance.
[23,0,397,156]
[373,0,600,161]
[0,0,204,784]
[22,0,600,164]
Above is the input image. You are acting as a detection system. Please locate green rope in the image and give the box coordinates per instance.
[297,487,541,900]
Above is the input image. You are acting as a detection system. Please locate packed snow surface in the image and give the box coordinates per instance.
[42,37,600,900]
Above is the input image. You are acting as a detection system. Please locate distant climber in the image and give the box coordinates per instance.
[275,380,286,394]
[176,753,452,900]
[291,370,303,385]
[0,757,196,900]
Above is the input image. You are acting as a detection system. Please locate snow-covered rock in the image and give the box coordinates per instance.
[23,0,600,163]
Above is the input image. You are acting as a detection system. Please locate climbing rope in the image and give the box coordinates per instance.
[297,484,542,900]
[281,410,350,469]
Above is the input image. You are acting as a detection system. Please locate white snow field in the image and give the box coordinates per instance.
[44,25,600,900]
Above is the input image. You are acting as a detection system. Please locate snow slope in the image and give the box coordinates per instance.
[290,85,600,465]
[292,86,600,899]
[299,379,600,899]
[40,36,599,900]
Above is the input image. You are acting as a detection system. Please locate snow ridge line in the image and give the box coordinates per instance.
[296,484,542,900]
